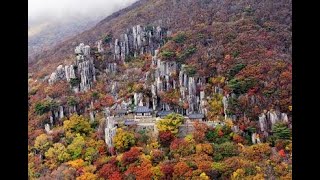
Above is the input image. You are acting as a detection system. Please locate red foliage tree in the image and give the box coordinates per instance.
[132,159,153,180]
[100,94,115,107]
[193,121,208,143]
[160,162,174,179]
[159,90,180,106]
[151,149,164,164]
[232,134,244,144]
[218,130,224,137]
[159,131,175,147]
[170,138,195,157]
[99,159,120,179]
[173,162,192,179]
[109,171,122,180]
[278,149,286,158]
[46,81,70,99]
[121,147,141,166]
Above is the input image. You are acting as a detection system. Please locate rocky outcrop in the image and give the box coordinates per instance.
[148,48,211,115]
[77,58,96,92]
[97,40,104,53]
[105,115,117,149]
[44,124,52,134]
[113,25,167,62]
[258,110,290,135]
[65,65,76,82]
[48,43,96,92]
[106,63,117,74]
[134,92,143,106]
[59,106,64,119]
[48,65,66,85]
[222,95,229,120]
[75,43,90,56]
[89,111,95,123]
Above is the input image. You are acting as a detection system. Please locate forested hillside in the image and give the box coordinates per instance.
[28,0,292,179]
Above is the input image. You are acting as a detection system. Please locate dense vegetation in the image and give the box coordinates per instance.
[28,0,292,179]
[28,113,292,179]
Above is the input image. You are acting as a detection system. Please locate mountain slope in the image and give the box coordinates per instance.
[28,0,292,179]
[29,0,291,75]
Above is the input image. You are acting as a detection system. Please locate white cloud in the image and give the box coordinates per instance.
[28,0,138,23]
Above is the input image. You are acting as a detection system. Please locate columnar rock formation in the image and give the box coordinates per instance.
[222,95,229,120]
[59,106,64,119]
[65,65,76,82]
[97,40,104,53]
[48,43,96,92]
[48,65,66,85]
[106,63,117,74]
[104,115,117,149]
[44,124,52,134]
[134,92,143,106]
[258,110,290,136]
[46,24,290,139]
[150,54,209,115]
[113,25,166,62]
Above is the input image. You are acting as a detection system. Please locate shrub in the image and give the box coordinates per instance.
[104,34,112,43]
[178,46,197,62]
[275,139,290,151]
[266,135,277,147]
[67,97,78,106]
[272,122,291,140]
[184,65,197,77]
[124,53,135,63]
[35,102,50,115]
[228,78,256,94]
[213,142,239,161]
[69,78,80,87]
[173,33,186,43]
[145,25,154,33]
[232,50,240,58]
[160,50,176,60]
[227,63,246,79]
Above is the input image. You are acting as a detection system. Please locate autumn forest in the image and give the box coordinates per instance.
[28,0,292,179]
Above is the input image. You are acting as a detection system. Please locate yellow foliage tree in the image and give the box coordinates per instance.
[210,76,225,85]
[34,133,52,153]
[199,172,210,180]
[113,128,136,152]
[63,114,92,139]
[207,94,224,120]
[67,134,86,159]
[195,143,214,155]
[45,143,70,169]
[67,159,85,169]
[225,118,233,127]
[151,166,164,180]
[240,143,271,161]
[76,172,98,180]
[156,113,184,135]
[231,168,246,180]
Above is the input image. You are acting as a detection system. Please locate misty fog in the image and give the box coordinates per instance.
[28,0,138,25]
[28,0,138,61]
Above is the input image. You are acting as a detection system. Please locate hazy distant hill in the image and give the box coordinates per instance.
[28,16,104,63]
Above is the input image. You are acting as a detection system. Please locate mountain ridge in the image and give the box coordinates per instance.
[29,0,291,77]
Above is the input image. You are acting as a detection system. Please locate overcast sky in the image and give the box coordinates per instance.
[28,0,138,24]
